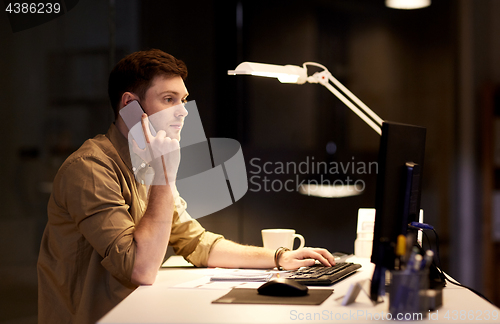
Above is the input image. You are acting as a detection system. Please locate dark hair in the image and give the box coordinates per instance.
[108,49,188,118]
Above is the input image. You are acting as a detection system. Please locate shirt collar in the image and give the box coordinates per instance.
[106,123,133,171]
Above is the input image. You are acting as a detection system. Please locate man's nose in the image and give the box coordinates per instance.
[175,102,189,117]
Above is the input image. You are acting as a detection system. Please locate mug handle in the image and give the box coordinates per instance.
[293,234,305,250]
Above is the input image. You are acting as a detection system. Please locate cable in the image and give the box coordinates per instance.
[302,62,328,72]
[407,222,494,304]
[421,229,431,251]
[431,228,443,273]
[422,227,494,305]
[441,271,493,304]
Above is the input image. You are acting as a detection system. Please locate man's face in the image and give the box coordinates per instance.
[140,75,189,141]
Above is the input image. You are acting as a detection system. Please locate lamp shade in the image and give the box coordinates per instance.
[228,62,308,84]
[385,0,430,9]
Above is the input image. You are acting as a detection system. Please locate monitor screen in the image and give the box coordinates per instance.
[370,121,426,270]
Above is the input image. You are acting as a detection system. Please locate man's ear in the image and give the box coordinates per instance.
[120,92,139,109]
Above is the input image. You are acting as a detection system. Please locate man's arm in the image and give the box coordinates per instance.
[131,115,180,285]
[207,239,336,270]
[131,184,174,285]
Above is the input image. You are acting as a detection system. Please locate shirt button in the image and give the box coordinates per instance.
[132,167,136,172]
[140,163,146,168]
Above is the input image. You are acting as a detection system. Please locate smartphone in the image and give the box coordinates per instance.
[119,100,157,149]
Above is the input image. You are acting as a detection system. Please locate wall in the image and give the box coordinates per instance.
[0,1,139,322]
[1,0,499,322]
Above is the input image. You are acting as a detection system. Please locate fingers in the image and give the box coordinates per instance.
[304,251,331,267]
[297,248,336,267]
[140,113,152,144]
[140,114,173,144]
[280,248,336,270]
[131,138,144,155]
[314,248,336,266]
[294,258,317,268]
[156,130,167,140]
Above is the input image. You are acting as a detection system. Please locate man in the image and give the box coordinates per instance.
[37,49,335,324]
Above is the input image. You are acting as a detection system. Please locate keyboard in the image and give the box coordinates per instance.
[286,262,362,286]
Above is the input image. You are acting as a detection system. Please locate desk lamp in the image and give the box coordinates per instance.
[229,61,428,302]
[228,62,383,197]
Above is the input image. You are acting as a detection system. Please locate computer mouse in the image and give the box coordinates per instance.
[257,278,309,296]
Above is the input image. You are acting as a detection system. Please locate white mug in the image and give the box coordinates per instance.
[261,229,305,251]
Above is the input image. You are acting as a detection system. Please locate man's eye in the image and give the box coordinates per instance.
[165,98,172,103]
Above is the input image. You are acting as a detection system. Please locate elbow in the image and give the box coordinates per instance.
[131,268,157,286]
[132,276,156,286]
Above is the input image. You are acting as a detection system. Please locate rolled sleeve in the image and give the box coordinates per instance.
[57,154,137,284]
[100,226,136,286]
[169,196,224,267]
[185,231,224,267]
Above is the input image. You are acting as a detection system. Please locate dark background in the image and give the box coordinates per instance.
[1,0,500,322]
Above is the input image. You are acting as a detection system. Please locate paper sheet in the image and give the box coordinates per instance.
[171,268,287,290]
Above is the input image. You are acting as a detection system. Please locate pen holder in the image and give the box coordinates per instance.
[388,269,429,319]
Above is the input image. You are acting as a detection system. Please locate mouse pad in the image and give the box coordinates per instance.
[212,288,334,305]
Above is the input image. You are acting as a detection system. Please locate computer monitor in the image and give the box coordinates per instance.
[370,121,426,300]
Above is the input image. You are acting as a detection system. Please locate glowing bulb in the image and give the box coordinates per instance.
[385,0,430,10]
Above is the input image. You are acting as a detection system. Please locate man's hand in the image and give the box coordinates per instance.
[278,248,336,270]
[132,113,180,186]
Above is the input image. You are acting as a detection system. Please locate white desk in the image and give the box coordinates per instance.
[98,257,499,323]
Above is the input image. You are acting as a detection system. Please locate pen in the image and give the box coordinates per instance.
[404,247,419,274]
[412,254,422,273]
[395,234,406,270]
[421,250,434,271]
[404,233,416,265]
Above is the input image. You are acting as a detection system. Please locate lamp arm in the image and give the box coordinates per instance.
[306,67,383,135]
[326,72,384,127]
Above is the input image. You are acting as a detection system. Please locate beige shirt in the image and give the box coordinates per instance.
[37,124,223,324]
